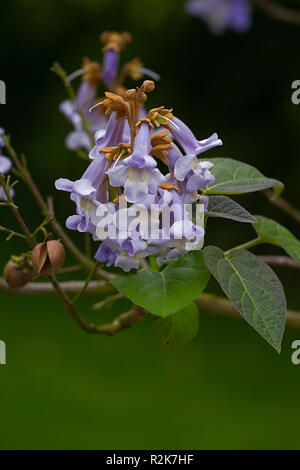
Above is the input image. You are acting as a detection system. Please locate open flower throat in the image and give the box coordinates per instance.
[56,78,223,272]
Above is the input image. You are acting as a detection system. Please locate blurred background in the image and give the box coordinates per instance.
[0,0,300,450]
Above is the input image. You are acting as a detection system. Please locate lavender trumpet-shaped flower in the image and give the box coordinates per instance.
[55,153,109,233]
[107,120,164,204]
[174,157,215,193]
[60,60,106,151]
[185,0,251,34]
[95,236,159,272]
[0,128,13,201]
[100,31,132,86]
[0,128,11,174]
[151,186,205,264]
[89,112,128,159]
[168,116,223,156]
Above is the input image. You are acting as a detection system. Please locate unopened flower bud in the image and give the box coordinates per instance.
[32,240,65,275]
[124,89,137,101]
[141,80,155,93]
[3,260,33,289]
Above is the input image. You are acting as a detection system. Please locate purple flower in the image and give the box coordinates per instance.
[160,118,219,193]
[95,239,120,267]
[60,63,106,151]
[101,49,119,86]
[174,158,215,192]
[0,155,12,175]
[95,237,157,272]
[55,154,109,232]
[100,31,131,85]
[169,116,222,155]
[114,238,150,271]
[0,128,14,201]
[185,0,251,34]
[89,113,127,159]
[152,188,205,263]
[0,128,11,174]
[107,121,164,203]
[56,79,227,272]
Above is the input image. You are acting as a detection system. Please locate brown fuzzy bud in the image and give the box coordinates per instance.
[124,89,137,101]
[141,80,155,93]
[32,240,65,275]
[3,260,33,289]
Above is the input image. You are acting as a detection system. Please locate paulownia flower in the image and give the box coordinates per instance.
[185,0,251,34]
[56,79,222,271]
[0,128,14,201]
[107,121,164,203]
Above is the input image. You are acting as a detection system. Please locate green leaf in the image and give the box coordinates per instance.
[202,158,283,196]
[206,195,255,223]
[154,303,199,347]
[203,246,286,352]
[112,251,210,317]
[253,215,300,264]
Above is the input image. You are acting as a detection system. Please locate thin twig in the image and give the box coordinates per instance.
[56,264,83,274]
[263,190,300,224]
[0,225,26,240]
[92,293,123,310]
[0,277,116,296]
[72,261,99,303]
[194,293,300,330]
[48,272,146,335]
[259,255,300,270]
[252,0,300,25]
[0,172,35,247]
[1,276,299,331]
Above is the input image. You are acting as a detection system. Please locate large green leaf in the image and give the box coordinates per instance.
[203,246,286,352]
[202,158,283,196]
[154,303,199,347]
[253,215,300,264]
[112,251,210,317]
[206,195,255,223]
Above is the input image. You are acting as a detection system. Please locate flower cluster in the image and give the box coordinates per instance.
[185,0,251,34]
[0,128,13,201]
[56,79,222,272]
[60,31,159,152]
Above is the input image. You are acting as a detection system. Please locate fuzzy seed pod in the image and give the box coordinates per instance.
[32,240,65,275]
[3,260,33,289]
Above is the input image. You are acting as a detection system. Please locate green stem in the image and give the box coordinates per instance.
[72,262,99,304]
[84,233,92,259]
[263,189,300,225]
[0,172,35,247]
[225,237,262,255]
[0,225,26,240]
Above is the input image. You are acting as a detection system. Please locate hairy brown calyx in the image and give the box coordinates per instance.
[148,106,173,128]
[100,31,132,53]
[150,130,172,163]
[82,58,102,87]
[103,92,131,120]
[99,143,132,165]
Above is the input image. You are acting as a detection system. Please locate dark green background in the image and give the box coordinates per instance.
[0,0,300,449]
